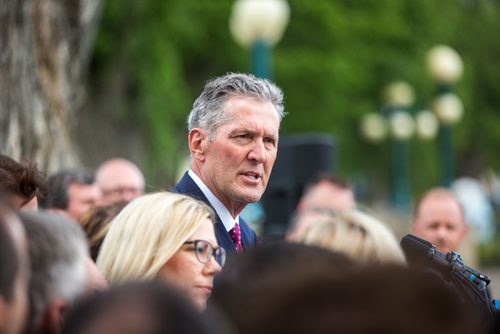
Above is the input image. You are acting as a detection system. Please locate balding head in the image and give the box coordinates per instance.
[96,159,145,205]
[298,174,355,213]
[412,188,467,254]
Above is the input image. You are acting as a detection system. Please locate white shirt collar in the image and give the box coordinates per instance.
[188,170,239,232]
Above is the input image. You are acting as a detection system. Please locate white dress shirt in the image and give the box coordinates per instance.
[188,170,239,232]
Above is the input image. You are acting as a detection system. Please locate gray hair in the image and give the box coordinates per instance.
[19,211,88,333]
[187,73,285,138]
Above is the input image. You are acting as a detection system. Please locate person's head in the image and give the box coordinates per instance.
[0,204,30,334]
[286,206,337,241]
[78,202,126,261]
[187,73,285,216]
[213,261,484,334]
[19,211,89,334]
[95,159,145,205]
[61,281,226,334]
[295,209,406,265]
[97,192,224,310]
[298,172,355,212]
[0,154,47,210]
[41,169,101,221]
[412,188,467,254]
[210,242,353,331]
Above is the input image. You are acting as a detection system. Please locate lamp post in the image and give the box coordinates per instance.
[229,0,290,79]
[384,81,416,211]
[360,81,417,211]
[426,45,464,187]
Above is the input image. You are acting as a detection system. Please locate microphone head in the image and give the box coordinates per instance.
[400,234,434,266]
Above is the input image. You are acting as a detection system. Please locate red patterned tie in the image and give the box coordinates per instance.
[229,222,243,253]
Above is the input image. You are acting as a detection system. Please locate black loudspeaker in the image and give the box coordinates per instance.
[261,133,336,238]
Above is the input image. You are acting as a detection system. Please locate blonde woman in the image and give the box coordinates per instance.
[96,192,225,310]
[295,209,406,265]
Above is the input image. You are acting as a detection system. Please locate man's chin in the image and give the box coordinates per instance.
[236,191,264,205]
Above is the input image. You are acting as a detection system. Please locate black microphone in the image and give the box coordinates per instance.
[402,234,498,320]
[401,234,490,287]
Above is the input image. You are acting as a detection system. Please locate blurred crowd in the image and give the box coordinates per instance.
[1,73,499,334]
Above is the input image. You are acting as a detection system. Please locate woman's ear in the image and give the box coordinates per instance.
[188,129,207,163]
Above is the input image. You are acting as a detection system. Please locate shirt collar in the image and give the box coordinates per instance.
[188,170,239,232]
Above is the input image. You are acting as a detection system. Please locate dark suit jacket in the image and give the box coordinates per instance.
[171,172,257,255]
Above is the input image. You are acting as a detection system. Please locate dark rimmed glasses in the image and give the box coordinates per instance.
[183,240,226,267]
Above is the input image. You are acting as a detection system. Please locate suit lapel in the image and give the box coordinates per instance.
[172,172,207,203]
[172,172,237,254]
[239,217,252,248]
[214,218,237,254]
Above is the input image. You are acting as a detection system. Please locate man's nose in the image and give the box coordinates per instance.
[436,227,449,239]
[248,140,266,163]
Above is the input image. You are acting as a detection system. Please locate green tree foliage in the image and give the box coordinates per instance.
[89,0,500,201]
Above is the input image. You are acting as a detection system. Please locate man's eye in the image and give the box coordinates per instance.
[264,138,276,145]
[233,134,252,142]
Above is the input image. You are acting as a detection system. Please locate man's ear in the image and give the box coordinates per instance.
[188,128,207,162]
[39,297,67,333]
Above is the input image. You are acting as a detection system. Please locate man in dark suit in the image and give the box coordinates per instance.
[172,73,285,255]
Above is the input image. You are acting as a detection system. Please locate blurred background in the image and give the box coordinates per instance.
[2,0,500,266]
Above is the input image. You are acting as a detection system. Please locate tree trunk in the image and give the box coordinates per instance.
[0,0,101,172]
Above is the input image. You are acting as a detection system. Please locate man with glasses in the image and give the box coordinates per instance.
[96,158,145,205]
[173,73,285,255]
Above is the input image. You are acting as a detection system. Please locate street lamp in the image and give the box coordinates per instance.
[426,45,464,187]
[384,81,416,211]
[229,0,290,79]
[360,81,416,211]
[415,109,439,141]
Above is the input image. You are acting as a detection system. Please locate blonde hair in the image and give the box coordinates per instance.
[296,210,406,265]
[96,192,214,284]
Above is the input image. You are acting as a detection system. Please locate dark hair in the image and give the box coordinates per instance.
[210,243,485,334]
[0,203,20,301]
[78,202,127,261]
[0,154,47,206]
[40,168,95,209]
[62,281,229,334]
[210,242,353,320]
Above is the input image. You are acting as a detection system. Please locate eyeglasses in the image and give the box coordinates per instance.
[183,240,226,267]
[101,187,143,197]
